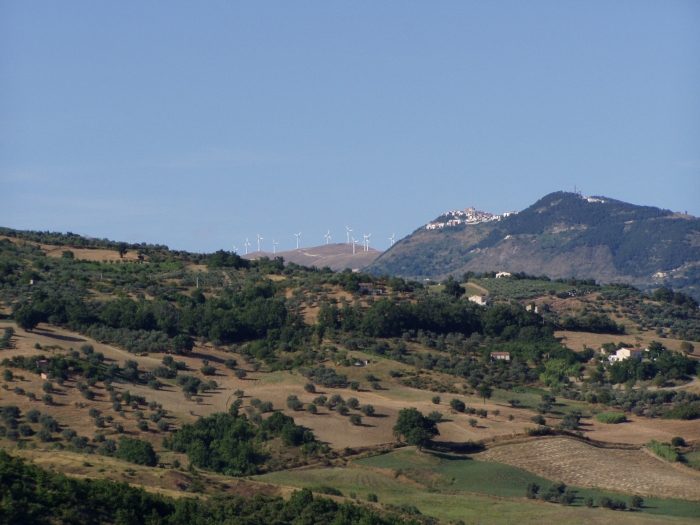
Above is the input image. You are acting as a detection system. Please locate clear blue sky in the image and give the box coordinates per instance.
[1,1,698,253]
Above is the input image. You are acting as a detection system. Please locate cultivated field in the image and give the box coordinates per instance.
[476,437,700,500]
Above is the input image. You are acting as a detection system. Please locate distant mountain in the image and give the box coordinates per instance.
[368,192,700,299]
[242,243,381,272]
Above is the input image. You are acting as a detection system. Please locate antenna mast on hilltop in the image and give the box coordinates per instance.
[294,232,301,249]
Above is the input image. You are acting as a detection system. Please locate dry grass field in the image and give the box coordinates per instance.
[477,437,700,500]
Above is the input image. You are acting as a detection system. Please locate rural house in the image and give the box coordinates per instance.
[469,295,491,306]
[490,352,511,361]
[607,348,646,362]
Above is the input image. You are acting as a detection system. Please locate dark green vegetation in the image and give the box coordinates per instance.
[0,450,415,525]
[368,192,700,301]
[163,411,319,476]
[356,449,700,519]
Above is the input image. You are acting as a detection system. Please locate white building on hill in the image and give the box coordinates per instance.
[607,348,646,362]
[469,295,491,306]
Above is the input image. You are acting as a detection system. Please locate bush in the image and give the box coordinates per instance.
[450,399,466,412]
[224,358,237,369]
[595,412,627,424]
[200,365,216,376]
[18,423,34,437]
[347,397,359,409]
[37,428,51,442]
[647,439,679,462]
[137,421,149,432]
[468,418,477,427]
[313,485,343,497]
[286,395,303,411]
[26,409,41,423]
[530,415,546,425]
[671,436,686,447]
[630,495,644,509]
[349,414,362,426]
[306,403,317,414]
[116,437,158,466]
[367,493,378,502]
[526,483,539,499]
[303,383,316,393]
[432,396,441,404]
[42,394,53,405]
[524,426,551,436]
[360,404,375,417]
[427,411,443,422]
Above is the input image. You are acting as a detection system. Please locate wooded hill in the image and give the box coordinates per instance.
[368,192,700,300]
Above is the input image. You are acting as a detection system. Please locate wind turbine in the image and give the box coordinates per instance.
[346,226,352,244]
[352,237,357,254]
[389,234,395,246]
[324,230,331,245]
[233,245,237,254]
[272,240,278,253]
[244,238,251,255]
[257,234,264,252]
[364,233,371,252]
[294,232,301,249]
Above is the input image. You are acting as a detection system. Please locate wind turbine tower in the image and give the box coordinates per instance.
[389,234,395,246]
[324,230,331,245]
[244,238,251,255]
[233,245,237,254]
[257,234,264,252]
[352,237,357,254]
[272,240,278,254]
[364,233,371,252]
[294,232,301,249]
[346,226,352,244]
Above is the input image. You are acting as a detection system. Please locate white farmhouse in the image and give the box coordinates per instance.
[495,271,511,278]
[469,295,491,306]
[607,348,646,362]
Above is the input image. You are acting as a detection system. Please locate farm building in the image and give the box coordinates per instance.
[490,352,511,361]
[607,347,646,362]
[469,295,491,306]
[495,272,511,278]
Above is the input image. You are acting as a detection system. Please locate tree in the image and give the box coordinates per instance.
[117,243,128,258]
[526,483,540,499]
[680,341,694,355]
[349,414,362,426]
[116,437,157,466]
[441,275,465,298]
[477,383,493,404]
[171,334,194,355]
[14,306,40,331]
[360,404,375,417]
[450,398,465,412]
[61,250,74,259]
[392,408,439,450]
[235,369,247,380]
[432,395,441,404]
[630,495,644,509]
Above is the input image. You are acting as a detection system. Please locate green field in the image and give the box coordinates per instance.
[255,448,700,523]
[472,278,575,300]
[356,449,700,518]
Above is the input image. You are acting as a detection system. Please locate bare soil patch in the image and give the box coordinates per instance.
[476,437,700,500]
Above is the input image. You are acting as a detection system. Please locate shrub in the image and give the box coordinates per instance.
[647,439,679,462]
[137,421,149,432]
[507,414,514,421]
[530,415,546,425]
[224,358,237,369]
[303,383,316,393]
[671,436,686,447]
[432,396,441,404]
[37,428,51,442]
[349,414,362,426]
[360,404,375,417]
[235,370,247,379]
[525,483,539,499]
[450,399,466,412]
[116,437,158,466]
[286,395,303,411]
[313,485,343,497]
[312,395,327,406]
[26,409,41,423]
[347,397,359,409]
[6,429,20,441]
[630,495,644,509]
[367,493,378,502]
[306,403,317,414]
[42,394,53,405]
[468,418,477,427]
[200,365,216,376]
[427,411,443,422]
[595,412,627,424]
[524,426,551,436]
[18,423,34,437]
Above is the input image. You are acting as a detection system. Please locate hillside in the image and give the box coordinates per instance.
[368,192,700,299]
[242,242,381,271]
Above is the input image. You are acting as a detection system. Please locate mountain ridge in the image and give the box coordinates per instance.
[368,191,700,299]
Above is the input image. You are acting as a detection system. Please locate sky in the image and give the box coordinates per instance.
[1,1,698,253]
